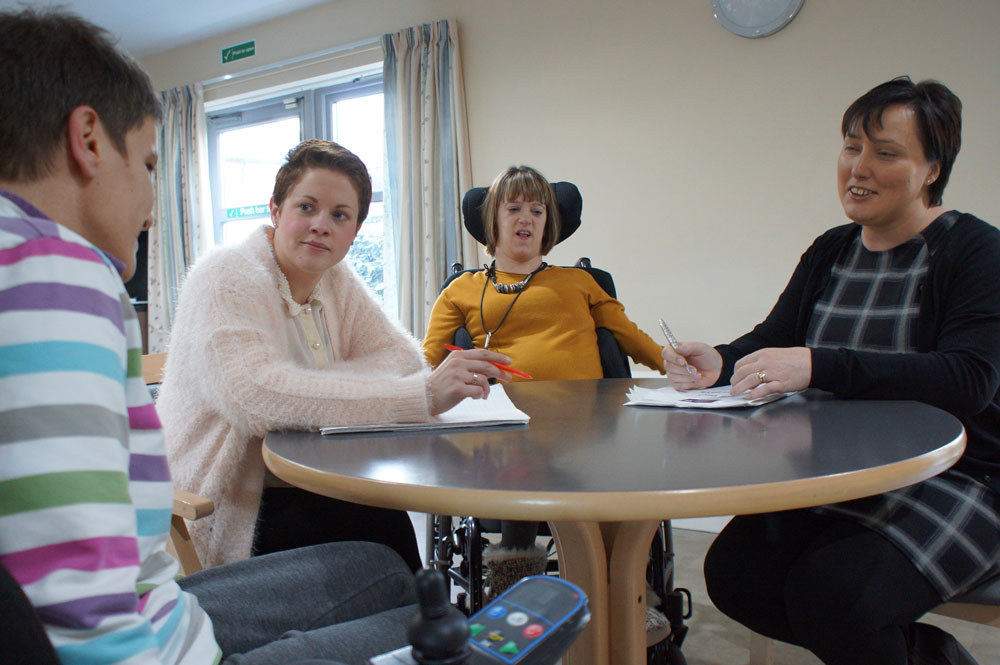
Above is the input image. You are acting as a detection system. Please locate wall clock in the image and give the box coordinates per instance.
[711,0,804,38]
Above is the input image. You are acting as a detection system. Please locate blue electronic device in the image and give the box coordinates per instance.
[466,575,589,664]
[370,575,590,665]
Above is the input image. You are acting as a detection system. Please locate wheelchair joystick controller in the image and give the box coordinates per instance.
[408,569,471,665]
[370,573,588,665]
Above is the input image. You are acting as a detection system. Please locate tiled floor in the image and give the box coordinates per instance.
[411,514,999,664]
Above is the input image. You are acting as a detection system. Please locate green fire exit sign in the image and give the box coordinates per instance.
[222,40,255,64]
[225,204,269,219]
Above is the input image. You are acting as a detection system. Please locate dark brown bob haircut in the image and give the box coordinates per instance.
[272,139,373,225]
[0,9,162,183]
[482,165,562,257]
[842,76,961,207]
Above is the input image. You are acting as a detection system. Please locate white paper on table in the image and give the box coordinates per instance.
[320,384,529,434]
[624,385,801,409]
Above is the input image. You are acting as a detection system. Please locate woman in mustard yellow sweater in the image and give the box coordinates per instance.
[422,165,665,598]
[423,165,664,379]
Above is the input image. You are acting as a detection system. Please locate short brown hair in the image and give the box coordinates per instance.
[842,76,962,207]
[0,9,162,182]
[272,139,373,224]
[482,166,562,257]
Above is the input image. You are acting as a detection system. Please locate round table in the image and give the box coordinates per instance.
[263,379,966,665]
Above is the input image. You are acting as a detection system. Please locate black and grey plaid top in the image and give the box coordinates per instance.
[807,213,1000,600]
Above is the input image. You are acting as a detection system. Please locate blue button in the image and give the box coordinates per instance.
[487,605,507,619]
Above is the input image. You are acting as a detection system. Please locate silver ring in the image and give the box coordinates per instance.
[472,373,479,382]
[757,370,767,384]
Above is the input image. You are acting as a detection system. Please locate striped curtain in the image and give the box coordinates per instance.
[382,19,478,335]
[147,83,211,352]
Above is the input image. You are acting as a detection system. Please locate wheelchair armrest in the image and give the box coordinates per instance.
[597,327,631,378]
[453,328,474,350]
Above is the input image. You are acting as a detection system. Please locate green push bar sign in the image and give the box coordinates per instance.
[222,40,255,64]
[225,204,268,219]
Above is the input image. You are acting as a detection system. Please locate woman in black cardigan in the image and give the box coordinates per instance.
[663,77,1000,665]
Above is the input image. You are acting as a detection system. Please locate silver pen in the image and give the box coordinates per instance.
[658,319,695,375]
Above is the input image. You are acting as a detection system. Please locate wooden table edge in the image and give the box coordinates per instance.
[262,430,965,521]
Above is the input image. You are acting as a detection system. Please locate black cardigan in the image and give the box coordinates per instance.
[716,213,1000,492]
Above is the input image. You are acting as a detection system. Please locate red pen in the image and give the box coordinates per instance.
[444,344,533,380]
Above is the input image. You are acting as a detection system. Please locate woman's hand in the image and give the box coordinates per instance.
[731,347,811,399]
[661,341,722,390]
[427,348,512,415]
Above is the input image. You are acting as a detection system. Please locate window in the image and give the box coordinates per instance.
[206,77,390,304]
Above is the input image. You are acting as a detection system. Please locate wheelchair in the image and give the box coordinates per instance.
[425,181,692,664]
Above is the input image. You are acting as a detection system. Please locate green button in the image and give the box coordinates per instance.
[499,641,519,654]
[469,623,485,636]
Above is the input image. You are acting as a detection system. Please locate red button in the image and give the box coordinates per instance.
[523,624,544,639]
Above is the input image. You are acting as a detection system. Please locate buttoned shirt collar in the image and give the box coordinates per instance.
[266,231,324,316]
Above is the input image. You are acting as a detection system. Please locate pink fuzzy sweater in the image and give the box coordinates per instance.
[158,227,431,567]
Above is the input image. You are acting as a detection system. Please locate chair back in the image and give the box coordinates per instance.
[140,353,213,575]
[141,352,167,384]
[461,181,583,246]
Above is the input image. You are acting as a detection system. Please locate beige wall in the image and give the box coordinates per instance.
[143,0,1000,350]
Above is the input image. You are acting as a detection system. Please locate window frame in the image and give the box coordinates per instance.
[206,97,306,245]
[313,77,385,206]
[204,74,389,301]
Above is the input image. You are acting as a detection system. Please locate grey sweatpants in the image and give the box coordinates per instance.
[179,541,418,665]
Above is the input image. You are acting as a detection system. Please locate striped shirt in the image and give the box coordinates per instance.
[0,191,220,664]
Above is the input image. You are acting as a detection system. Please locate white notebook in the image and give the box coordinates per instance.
[320,384,530,435]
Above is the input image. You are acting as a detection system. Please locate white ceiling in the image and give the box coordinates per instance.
[0,0,334,58]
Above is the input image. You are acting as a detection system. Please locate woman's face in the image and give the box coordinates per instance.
[495,197,546,266]
[837,104,940,231]
[270,167,361,289]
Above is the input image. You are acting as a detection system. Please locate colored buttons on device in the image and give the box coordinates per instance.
[469,623,485,637]
[499,641,519,655]
[506,611,528,626]
[487,605,507,618]
[523,624,544,639]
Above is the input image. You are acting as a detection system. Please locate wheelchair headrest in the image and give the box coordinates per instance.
[461,182,583,246]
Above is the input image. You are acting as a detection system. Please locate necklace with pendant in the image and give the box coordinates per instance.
[480,261,547,349]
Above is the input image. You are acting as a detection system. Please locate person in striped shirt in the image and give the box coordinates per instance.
[0,8,417,665]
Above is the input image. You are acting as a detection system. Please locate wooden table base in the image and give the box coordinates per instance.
[550,519,662,665]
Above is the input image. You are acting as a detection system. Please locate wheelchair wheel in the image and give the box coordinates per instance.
[647,639,687,665]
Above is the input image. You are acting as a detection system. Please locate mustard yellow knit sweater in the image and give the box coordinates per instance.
[423,267,664,380]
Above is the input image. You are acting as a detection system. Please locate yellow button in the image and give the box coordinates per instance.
[488,632,503,642]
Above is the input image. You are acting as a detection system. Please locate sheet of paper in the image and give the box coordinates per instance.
[624,385,800,409]
[320,384,529,435]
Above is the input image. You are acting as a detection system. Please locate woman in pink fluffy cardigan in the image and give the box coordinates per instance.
[158,139,510,569]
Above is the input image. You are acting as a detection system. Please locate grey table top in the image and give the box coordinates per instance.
[263,379,966,521]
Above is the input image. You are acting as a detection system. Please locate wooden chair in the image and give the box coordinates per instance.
[168,490,214,575]
[141,352,214,575]
[140,351,167,384]
[748,575,1000,664]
